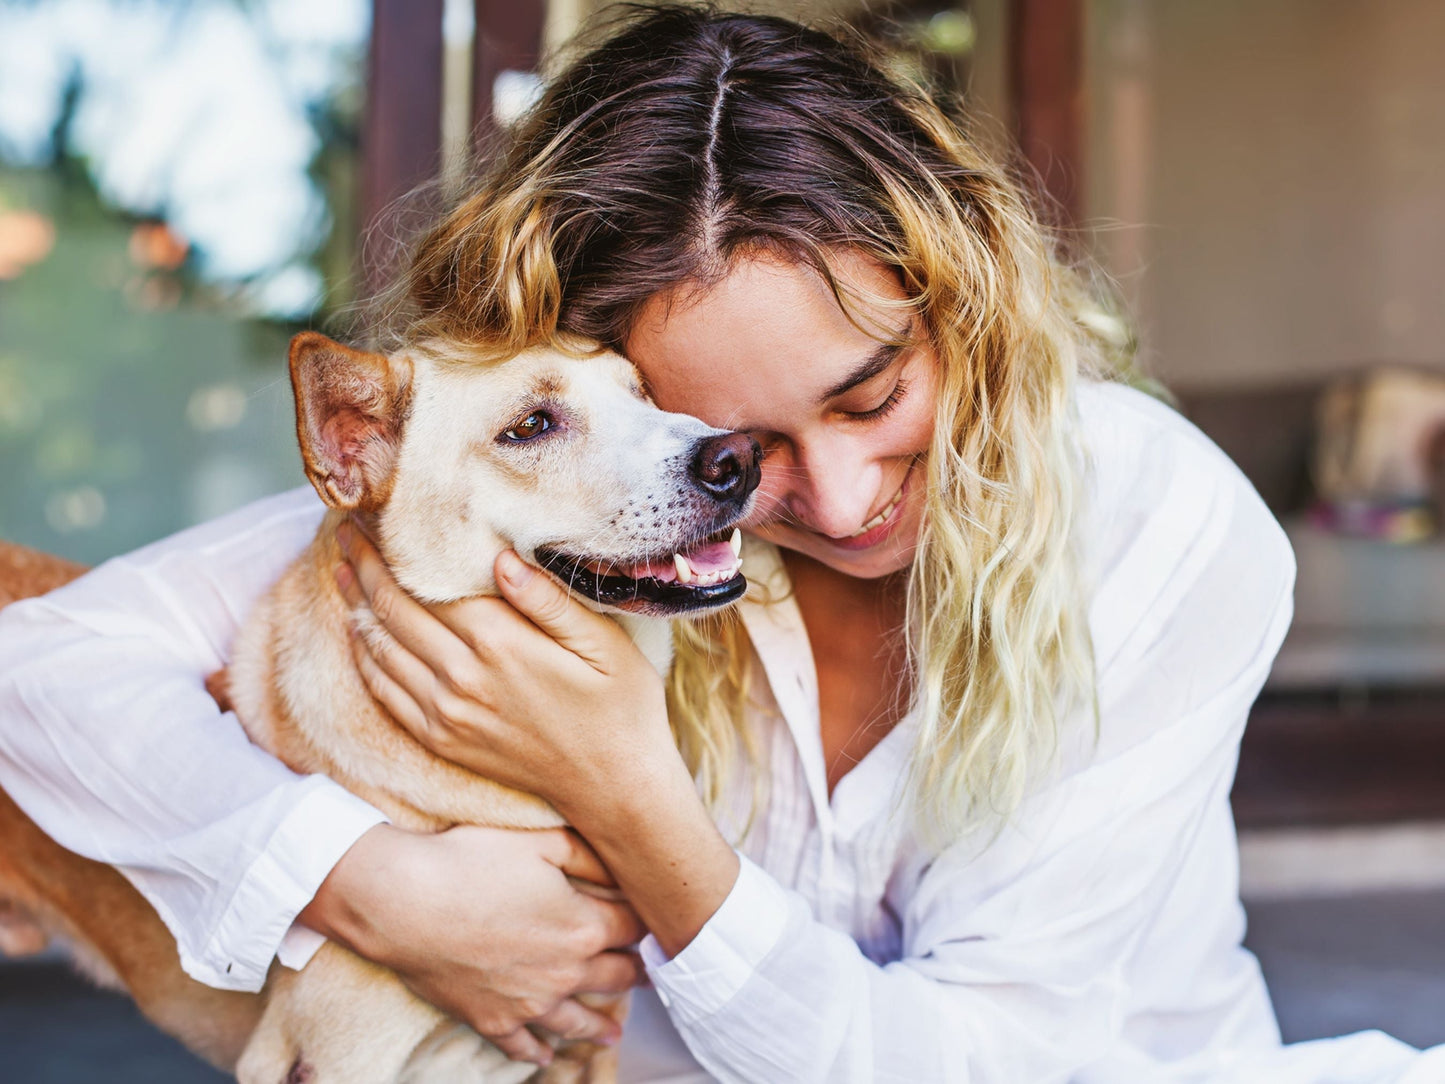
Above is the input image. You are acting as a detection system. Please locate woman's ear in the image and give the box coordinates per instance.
[289,331,414,511]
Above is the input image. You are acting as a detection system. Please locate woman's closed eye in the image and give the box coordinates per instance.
[842,377,910,421]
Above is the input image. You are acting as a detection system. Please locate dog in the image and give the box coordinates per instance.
[0,330,761,1083]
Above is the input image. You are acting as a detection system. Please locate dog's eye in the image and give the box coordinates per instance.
[502,411,553,442]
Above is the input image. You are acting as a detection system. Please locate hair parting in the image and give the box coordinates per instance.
[388,4,1139,839]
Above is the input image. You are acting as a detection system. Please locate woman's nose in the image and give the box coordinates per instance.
[770,441,876,538]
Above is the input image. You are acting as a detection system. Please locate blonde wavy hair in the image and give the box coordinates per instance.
[387,5,1138,838]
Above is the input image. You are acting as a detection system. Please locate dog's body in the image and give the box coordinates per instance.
[0,333,759,1083]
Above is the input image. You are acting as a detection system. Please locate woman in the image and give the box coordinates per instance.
[0,8,1435,1082]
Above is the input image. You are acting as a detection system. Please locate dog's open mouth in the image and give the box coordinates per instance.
[534,528,745,613]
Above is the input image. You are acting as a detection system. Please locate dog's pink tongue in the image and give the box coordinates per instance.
[593,539,740,584]
[680,539,737,575]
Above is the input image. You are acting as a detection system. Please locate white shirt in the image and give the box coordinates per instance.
[0,381,1438,1082]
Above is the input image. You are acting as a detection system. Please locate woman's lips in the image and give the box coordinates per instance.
[826,466,914,552]
[847,480,906,538]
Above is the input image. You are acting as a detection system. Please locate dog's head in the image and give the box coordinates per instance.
[290,331,760,617]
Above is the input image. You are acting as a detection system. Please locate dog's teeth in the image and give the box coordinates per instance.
[729,528,742,557]
[674,553,693,584]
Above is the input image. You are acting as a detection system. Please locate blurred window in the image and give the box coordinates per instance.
[0,0,368,563]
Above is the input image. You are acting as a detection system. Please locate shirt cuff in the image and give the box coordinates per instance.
[186,779,388,990]
[639,853,792,1025]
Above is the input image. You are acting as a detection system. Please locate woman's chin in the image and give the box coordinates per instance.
[754,523,918,580]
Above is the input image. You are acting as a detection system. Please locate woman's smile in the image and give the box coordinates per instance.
[625,248,936,580]
[828,458,918,551]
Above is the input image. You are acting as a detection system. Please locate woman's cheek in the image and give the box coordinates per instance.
[742,465,793,530]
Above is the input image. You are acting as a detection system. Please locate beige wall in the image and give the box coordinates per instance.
[537,1,1445,395]
[550,0,868,48]
[1088,0,1445,390]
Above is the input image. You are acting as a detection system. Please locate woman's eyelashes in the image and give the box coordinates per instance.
[844,377,911,421]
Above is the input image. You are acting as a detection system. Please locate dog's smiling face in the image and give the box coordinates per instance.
[289,332,759,616]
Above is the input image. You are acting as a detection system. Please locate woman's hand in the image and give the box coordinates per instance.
[300,823,645,1067]
[334,521,677,824]
[335,521,744,959]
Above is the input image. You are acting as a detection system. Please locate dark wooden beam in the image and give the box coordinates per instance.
[471,0,547,160]
[1234,692,1445,829]
[362,0,445,293]
[1008,0,1085,228]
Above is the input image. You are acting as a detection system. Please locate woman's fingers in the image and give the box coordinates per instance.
[202,668,233,713]
[547,828,614,888]
[336,522,478,684]
[487,1025,554,1067]
[583,896,648,951]
[533,998,623,1045]
[493,551,622,671]
[347,624,433,741]
[578,950,646,995]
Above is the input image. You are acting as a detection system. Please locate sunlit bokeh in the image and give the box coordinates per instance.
[0,0,369,563]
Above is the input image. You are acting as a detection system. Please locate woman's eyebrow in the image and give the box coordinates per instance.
[817,329,912,403]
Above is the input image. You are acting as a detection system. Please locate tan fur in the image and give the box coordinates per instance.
[0,335,753,1083]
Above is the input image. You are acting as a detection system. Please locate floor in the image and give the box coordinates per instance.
[0,960,226,1083]
[1244,890,1445,1050]
[2,889,1443,1081]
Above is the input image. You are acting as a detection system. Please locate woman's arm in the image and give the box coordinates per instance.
[0,488,377,989]
[298,822,644,1065]
[334,526,742,955]
[338,449,1439,1081]
[339,507,1290,1080]
[0,490,641,1065]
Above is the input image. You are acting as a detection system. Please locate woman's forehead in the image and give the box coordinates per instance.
[625,251,909,420]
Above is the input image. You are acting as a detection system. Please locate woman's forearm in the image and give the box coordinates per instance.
[559,755,741,959]
[297,821,647,1064]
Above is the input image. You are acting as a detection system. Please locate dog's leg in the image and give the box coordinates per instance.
[533,992,630,1084]
[0,541,80,963]
[397,1023,538,1084]
[240,942,535,1084]
[238,950,431,1084]
[0,544,267,1068]
[0,789,264,1069]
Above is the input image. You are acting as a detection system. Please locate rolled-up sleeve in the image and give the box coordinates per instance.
[0,488,386,991]
[634,444,1374,1083]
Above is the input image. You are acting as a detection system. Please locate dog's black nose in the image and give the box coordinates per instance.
[689,433,762,504]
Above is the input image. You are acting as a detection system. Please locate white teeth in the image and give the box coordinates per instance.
[729,529,742,557]
[672,550,743,588]
[848,485,906,538]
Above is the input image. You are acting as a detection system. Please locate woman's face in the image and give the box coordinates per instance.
[625,249,937,580]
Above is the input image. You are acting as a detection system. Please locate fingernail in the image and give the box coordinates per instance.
[336,521,352,550]
[334,562,353,592]
[497,551,534,588]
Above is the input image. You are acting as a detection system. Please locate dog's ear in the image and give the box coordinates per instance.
[289,331,414,511]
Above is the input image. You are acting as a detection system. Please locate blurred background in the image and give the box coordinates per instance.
[0,0,1443,1078]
